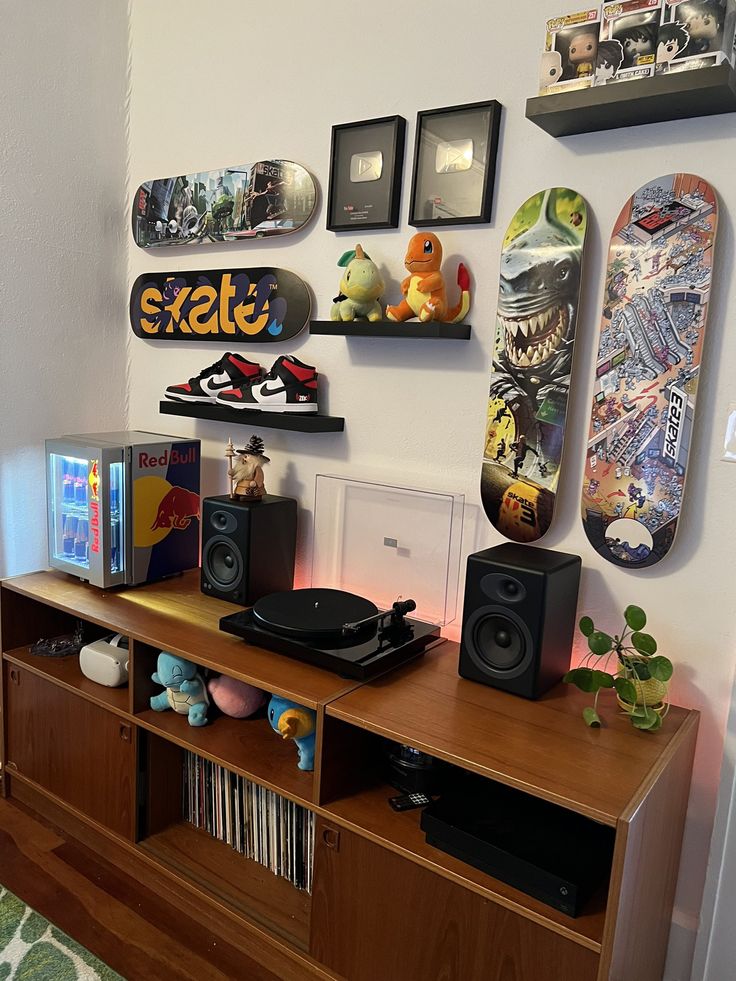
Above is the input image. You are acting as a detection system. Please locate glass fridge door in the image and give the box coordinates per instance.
[46,441,127,588]
[48,450,93,575]
[107,454,127,585]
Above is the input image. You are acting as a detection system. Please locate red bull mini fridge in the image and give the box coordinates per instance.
[45,431,200,588]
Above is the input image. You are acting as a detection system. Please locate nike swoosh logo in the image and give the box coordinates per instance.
[258,381,287,395]
[202,373,238,393]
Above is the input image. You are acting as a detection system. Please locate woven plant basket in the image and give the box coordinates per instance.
[616,671,668,716]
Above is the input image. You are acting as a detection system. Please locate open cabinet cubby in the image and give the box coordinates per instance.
[139,732,313,951]
[0,570,700,981]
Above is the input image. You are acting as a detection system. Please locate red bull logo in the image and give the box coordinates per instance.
[139,447,198,468]
[89,460,100,554]
[151,486,200,531]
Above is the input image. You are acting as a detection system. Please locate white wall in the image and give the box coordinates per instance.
[0,1,130,577]
[127,1,733,976]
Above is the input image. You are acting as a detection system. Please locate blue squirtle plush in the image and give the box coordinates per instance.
[267,695,316,771]
[150,651,209,727]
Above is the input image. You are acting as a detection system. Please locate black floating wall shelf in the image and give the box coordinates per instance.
[526,63,736,137]
[310,321,471,340]
[159,401,344,433]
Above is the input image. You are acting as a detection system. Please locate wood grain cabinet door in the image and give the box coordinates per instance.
[4,665,136,839]
[309,819,599,981]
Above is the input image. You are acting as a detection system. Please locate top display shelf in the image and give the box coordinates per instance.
[526,62,736,137]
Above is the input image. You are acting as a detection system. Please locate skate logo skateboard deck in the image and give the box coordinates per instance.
[132,160,316,249]
[129,269,311,343]
[481,187,588,542]
[581,173,717,568]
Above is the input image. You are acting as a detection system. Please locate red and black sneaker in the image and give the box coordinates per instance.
[216,355,318,413]
[164,353,262,403]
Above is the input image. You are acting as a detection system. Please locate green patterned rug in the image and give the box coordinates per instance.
[0,888,123,980]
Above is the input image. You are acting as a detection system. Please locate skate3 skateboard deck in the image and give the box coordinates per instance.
[132,160,316,249]
[129,268,311,343]
[481,187,588,542]
[581,173,717,568]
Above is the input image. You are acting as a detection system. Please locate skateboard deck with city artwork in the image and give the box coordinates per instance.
[581,173,717,569]
[481,187,588,543]
[129,268,311,343]
[132,160,316,249]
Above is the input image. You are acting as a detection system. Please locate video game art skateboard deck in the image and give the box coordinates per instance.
[129,268,311,343]
[581,173,717,568]
[481,187,588,542]
[132,160,316,249]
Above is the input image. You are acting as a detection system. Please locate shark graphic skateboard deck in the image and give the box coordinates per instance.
[129,268,311,343]
[481,187,588,542]
[581,173,717,568]
[132,160,316,249]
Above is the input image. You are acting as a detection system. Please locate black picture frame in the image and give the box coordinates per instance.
[409,101,502,227]
[327,115,406,232]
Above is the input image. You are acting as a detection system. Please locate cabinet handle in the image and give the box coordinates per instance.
[9,669,20,685]
[322,827,340,851]
[119,723,132,743]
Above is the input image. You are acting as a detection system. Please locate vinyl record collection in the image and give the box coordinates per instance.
[182,752,315,893]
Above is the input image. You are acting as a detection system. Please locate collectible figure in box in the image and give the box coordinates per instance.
[594,39,626,81]
[540,9,601,94]
[657,0,736,73]
[598,0,664,83]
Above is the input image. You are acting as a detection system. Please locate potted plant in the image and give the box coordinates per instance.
[564,605,673,732]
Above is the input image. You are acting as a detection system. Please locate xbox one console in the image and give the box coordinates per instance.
[420,773,614,917]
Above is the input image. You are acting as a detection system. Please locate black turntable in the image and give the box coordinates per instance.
[219,587,441,679]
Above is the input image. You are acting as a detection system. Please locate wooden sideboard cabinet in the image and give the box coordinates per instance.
[0,571,698,981]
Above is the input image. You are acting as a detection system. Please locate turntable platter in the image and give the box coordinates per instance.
[252,588,378,639]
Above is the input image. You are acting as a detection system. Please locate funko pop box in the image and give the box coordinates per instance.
[599,0,665,83]
[657,0,736,73]
[540,8,601,95]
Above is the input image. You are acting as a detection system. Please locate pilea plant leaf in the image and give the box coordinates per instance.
[564,667,596,692]
[588,631,613,655]
[648,656,673,682]
[593,671,614,689]
[614,677,638,704]
[583,707,601,728]
[630,706,661,731]
[632,632,657,656]
[579,616,595,637]
[630,660,651,680]
[624,605,647,630]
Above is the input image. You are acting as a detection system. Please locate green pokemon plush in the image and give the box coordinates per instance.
[331,244,384,322]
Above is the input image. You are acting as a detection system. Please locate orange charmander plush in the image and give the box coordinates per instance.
[386,232,470,323]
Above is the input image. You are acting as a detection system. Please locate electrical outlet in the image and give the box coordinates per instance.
[722,403,736,463]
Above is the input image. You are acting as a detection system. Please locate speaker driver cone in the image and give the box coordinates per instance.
[462,606,534,681]
[203,536,243,590]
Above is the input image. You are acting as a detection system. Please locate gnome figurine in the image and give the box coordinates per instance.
[228,435,270,500]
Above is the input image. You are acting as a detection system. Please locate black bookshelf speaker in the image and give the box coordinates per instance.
[201,495,297,606]
[458,543,581,699]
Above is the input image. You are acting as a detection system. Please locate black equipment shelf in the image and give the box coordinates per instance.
[159,401,345,433]
[526,63,736,137]
[310,321,471,340]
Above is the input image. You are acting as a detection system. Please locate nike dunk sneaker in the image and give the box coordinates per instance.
[216,355,318,413]
[164,353,262,403]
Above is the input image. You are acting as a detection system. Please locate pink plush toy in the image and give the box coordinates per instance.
[207,675,267,719]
